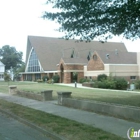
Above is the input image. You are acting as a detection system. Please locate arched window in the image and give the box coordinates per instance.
[27,49,40,72]
[93,54,97,60]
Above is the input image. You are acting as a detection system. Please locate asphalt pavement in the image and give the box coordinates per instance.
[0,112,52,140]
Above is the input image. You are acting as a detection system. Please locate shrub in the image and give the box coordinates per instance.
[4,72,11,82]
[47,79,53,84]
[37,79,43,83]
[79,78,90,83]
[97,81,106,88]
[94,77,127,90]
[93,80,98,88]
[134,80,140,89]
[105,80,116,89]
[96,80,116,89]
[115,78,127,90]
[42,75,49,82]
[97,74,107,81]
[52,74,60,83]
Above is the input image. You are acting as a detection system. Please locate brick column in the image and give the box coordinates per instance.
[64,72,71,83]
[77,72,84,82]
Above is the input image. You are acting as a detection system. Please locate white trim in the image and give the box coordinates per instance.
[44,71,58,73]
[25,47,33,72]
[20,71,58,74]
[20,72,42,74]
[38,61,44,72]
[64,70,84,72]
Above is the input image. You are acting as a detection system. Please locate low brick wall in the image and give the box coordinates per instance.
[57,92,72,105]
[9,86,17,95]
[82,82,94,88]
[61,98,140,122]
[16,90,53,101]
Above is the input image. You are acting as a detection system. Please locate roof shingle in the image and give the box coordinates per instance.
[27,36,128,71]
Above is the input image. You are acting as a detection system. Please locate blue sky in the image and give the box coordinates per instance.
[0,0,139,61]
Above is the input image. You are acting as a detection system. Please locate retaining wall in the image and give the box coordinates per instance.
[61,98,140,122]
[16,90,53,101]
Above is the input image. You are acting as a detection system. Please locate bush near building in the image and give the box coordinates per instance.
[79,78,90,83]
[97,74,107,81]
[81,74,128,90]
[42,75,49,82]
[114,78,127,90]
[94,75,127,90]
[52,74,60,83]
[134,80,140,89]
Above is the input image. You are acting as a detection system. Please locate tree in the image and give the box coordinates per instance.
[43,0,140,41]
[4,72,11,85]
[0,45,23,71]
[14,62,25,81]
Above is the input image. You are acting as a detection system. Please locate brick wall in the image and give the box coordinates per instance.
[87,52,104,71]
[78,72,84,82]
[58,58,84,83]
[63,72,71,83]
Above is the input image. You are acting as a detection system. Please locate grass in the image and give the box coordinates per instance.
[0,81,140,107]
[0,99,127,140]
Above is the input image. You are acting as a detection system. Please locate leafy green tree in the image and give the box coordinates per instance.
[4,72,11,82]
[14,62,25,80]
[0,45,23,71]
[43,0,140,41]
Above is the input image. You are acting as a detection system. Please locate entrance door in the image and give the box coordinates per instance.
[71,72,78,83]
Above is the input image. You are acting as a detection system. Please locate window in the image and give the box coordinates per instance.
[35,74,41,80]
[93,55,97,60]
[27,74,32,81]
[130,76,136,80]
[27,49,40,72]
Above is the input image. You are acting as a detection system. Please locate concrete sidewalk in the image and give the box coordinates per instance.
[0,92,139,139]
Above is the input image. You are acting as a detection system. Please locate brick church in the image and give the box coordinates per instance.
[21,36,139,83]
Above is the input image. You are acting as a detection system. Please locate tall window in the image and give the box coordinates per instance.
[27,49,40,72]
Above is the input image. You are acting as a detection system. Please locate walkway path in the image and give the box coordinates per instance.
[0,92,139,139]
[56,83,140,94]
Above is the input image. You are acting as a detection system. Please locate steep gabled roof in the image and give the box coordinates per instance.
[96,50,137,64]
[27,36,128,71]
[62,57,88,65]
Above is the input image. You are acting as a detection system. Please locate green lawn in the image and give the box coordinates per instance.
[0,81,140,107]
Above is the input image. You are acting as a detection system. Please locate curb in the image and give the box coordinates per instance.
[0,108,66,140]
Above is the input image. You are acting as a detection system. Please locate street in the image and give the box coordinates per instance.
[0,112,51,140]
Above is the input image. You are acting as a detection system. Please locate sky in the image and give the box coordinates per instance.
[0,0,140,62]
